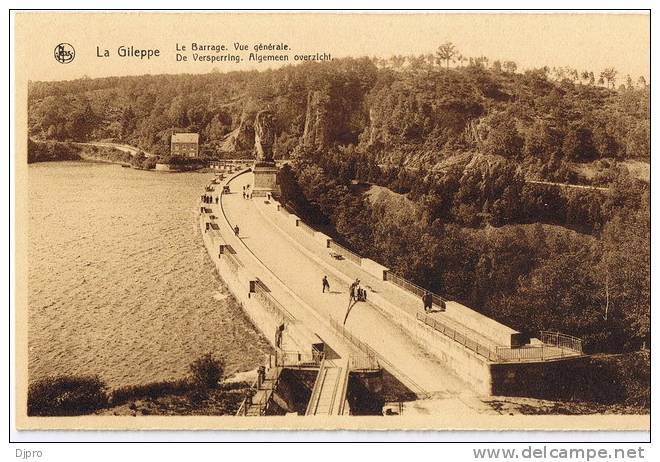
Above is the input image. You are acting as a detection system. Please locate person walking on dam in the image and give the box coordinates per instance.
[234,225,240,236]
[322,276,330,293]
[423,291,433,312]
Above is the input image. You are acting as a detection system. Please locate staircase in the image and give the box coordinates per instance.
[305,359,350,416]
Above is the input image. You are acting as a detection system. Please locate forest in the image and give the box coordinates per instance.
[27,45,650,361]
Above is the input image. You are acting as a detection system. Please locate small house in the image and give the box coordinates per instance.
[171,133,199,157]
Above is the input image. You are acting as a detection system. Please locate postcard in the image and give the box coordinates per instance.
[13,11,650,432]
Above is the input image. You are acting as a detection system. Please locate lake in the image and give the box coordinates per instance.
[27,161,271,388]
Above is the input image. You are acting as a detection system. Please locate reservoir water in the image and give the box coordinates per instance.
[28,161,272,388]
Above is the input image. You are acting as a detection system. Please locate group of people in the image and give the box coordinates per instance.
[350,278,367,302]
[242,184,252,200]
[321,276,367,302]
[201,194,218,205]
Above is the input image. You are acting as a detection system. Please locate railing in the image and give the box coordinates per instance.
[270,349,324,368]
[305,357,327,415]
[329,317,377,362]
[222,251,243,274]
[540,331,583,354]
[493,332,583,362]
[329,317,429,399]
[252,280,296,323]
[349,353,380,371]
[416,312,498,361]
[328,241,362,265]
[236,376,259,416]
[386,272,447,306]
[337,364,351,415]
[236,376,279,417]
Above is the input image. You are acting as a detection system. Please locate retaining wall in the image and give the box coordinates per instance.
[199,177,318,355]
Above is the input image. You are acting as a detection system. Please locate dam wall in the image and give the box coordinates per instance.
[198,172,318,355]
[259,195,585,397]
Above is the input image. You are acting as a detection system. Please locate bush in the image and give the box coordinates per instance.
[189,353,224,389]
[28,375,108,416]
[27,139,81,163]
[111,378,192,405]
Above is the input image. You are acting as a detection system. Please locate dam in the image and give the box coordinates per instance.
[199,165,586,417]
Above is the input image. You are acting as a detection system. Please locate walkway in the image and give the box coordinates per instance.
[216,172,489,414]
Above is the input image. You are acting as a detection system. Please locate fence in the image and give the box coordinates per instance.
[349,353,380,371]
[329,317,428,398]
[386,272,447,306]
[540,331,583,354]
[328,241,362,265]
[493,331,583,362]
[236,375,279,417]
[416,312,497,361]
[222,251,243,274]
[252,280,296,323]
[270,349,323,368]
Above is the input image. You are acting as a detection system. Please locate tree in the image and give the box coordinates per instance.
[600,68,618,89]
[189,353,224,389]
[483,112,523,159]
[503,61,518,74]
[435,42,457,68]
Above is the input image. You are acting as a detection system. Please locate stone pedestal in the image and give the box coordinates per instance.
[251,162,279,197]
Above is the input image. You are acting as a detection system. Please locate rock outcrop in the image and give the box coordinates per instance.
[302,90,330,151]
[220,113,254,153]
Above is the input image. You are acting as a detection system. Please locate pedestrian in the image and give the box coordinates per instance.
[242,191,246,199]
[422,291,432,312]
[349,281,357,302]
[234,225,240,236]
[215,196,219,205]
[322,276,330,293]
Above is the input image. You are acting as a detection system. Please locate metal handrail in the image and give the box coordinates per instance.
[273,349,324,368]
[252,280,296,323]
[416,312,498,361]
[236,376,260,416]
[493,333,583,362]
[222,251,243,274]
[386,272,447,305]
[305,357,327,415]
[540,331,583,353]
[328,241,362,265]
[328,317,429,399]
[337,364,351,416]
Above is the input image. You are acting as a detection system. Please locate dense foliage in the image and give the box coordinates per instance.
[27,139,82,163]
[28,375,108,416]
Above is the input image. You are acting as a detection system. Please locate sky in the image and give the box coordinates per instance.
[15,12,650,82]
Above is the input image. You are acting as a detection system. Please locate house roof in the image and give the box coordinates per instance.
[171,133,199,143]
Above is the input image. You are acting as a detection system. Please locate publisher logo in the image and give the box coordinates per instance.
[54,43,75,64]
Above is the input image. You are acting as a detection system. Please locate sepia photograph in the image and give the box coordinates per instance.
[11,10,650,436]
